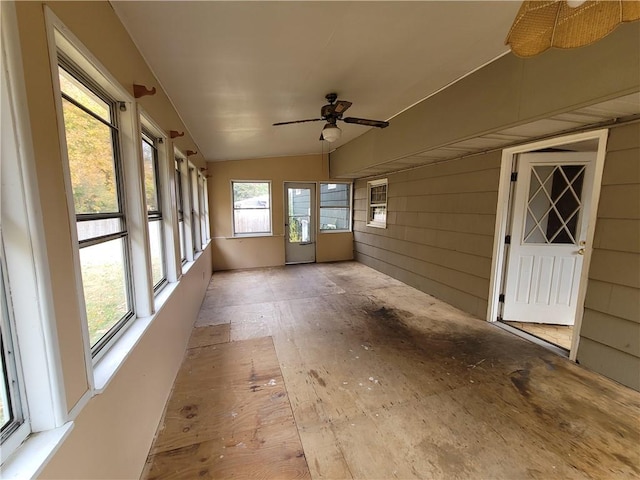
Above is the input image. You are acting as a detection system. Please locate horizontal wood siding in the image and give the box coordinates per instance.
[577,123,640,391]
[354,151,501,318]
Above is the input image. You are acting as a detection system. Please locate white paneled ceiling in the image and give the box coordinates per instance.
[347,92,640,178]
[111,1,522,161]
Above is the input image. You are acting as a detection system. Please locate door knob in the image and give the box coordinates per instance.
[577,248,585,255]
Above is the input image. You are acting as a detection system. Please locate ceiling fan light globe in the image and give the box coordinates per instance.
[322,124,341,143]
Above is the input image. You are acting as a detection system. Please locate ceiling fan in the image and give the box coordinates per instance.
[273,93,389,143]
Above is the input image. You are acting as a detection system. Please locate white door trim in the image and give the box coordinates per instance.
[486,129,609,360]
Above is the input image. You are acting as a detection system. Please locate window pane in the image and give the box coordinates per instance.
[61,98,119,214]
[234,209,270,234]
[79,238,130,346]
[320,183,350,207]
[179,220,185,261]
[148,220,165,287]
[76,217,123,242]
[142,139,159,212]
[58,66,110,122]
[372,206,387,223]
[370,184,387,203]
[233,182,269,209]
[0,337,11,429]
[320,208,350,230]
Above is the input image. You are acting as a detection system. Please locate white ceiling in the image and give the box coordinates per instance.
[111,1,522,162]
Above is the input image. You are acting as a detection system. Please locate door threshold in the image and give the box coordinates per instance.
[285,261,316,265]
[494,321,569,358]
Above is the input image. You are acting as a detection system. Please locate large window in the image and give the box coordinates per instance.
[175,157,186,262]
[0,257,24,450]
[58,59,134,354]
[232,181,271,236]
[367,178,388,228]
[188,164,199,254]
[320,183,352,231]
[198,173,209,246]
[142,130,166,290]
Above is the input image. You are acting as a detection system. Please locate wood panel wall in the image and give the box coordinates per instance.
[577,123,640,391]
[353,151,502,318]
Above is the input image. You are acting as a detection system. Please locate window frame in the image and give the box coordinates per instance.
[141,127,168,292]
[188,163,201,254]
[231,180,273,237]
[174,155,187,264]
[319,182,353,233]
[367,178,388,229]
[56,54,136,359]
[1,3,69,467]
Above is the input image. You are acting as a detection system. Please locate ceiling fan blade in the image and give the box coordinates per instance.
[342,117,389,128]
[273,118,324,126]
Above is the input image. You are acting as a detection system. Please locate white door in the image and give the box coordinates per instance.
[285,183,316,264]
[503,152,596,325]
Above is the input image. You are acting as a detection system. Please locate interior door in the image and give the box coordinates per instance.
[503,152,596,325]
[285,182,316,264]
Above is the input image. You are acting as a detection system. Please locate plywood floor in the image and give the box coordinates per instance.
[143,261,640,479]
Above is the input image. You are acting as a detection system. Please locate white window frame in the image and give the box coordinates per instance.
[174,153,188,264]
[46,8,155,368]
[231,181,273,237]
[367,178,388,228]
[319,182,353,233]
[188,163,201,254]
[198,173,209,247]
[1,2,70,472]
[140,112,174,293]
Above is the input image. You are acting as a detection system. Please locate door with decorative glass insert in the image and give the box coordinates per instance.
[285,183,316,264]
[503,152,596,325]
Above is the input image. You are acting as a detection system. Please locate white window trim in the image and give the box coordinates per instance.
[46,7,151,368]
[1,1,69,471]
[231,180,273,237]
[140,109,174,292]
[366,178,388,229]
[189,163,202,253]
[319,182,353,233]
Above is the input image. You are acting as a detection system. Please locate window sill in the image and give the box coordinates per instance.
[229,233,274,239]
[319,229,352,234]
[93,281,179,393]
[0,422,74,479]
[366,223,387,229]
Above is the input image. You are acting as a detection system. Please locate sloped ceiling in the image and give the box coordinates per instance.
[111,1,522,161]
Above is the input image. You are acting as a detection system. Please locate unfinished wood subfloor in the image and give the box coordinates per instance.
[145,261,640,479]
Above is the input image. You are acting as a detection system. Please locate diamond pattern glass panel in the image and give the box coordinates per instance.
[524,165,585,245]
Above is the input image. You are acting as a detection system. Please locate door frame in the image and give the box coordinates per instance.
[486,129,609,360]
[284,181,317,264]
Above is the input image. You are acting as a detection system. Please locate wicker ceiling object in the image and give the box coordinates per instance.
[506,0,640,57]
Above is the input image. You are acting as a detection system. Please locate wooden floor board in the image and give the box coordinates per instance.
[143,261,640,479]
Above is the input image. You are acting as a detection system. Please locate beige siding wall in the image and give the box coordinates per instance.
[577,124,640,391]
[354,151,502,318]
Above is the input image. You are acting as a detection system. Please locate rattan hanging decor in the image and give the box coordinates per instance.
[505,0,640,57]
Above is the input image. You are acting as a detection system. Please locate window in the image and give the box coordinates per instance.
[188,164,200,253]
[320,183,352,231]
[198,174,209,245]
[0,254,25,452]
[58,59,134,355]
[367,178,388,228]
[175,157,186,262]
[232,181,271,236]
[142,130,166,290]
